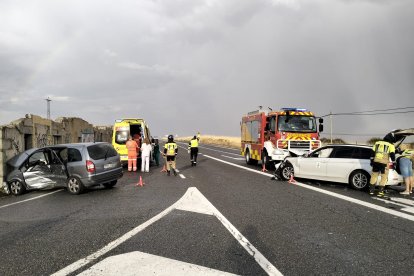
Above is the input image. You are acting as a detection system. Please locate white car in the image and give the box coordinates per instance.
[278,144,402,190]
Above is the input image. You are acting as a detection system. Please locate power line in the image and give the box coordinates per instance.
[321,109,414,117]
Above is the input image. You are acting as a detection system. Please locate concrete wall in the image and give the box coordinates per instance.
[0,114,113,192]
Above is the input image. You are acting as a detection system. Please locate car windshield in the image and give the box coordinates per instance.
[278,115,317,133]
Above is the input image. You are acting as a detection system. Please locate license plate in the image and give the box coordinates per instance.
[104,163,115,169]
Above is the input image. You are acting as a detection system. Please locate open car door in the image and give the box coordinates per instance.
[22,148,67,189]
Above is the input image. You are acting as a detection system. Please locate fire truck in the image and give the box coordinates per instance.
[241,107,323,167]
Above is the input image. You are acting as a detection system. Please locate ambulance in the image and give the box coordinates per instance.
[112,119,152,164]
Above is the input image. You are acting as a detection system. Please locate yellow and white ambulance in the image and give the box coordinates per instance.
[112,118,152,164]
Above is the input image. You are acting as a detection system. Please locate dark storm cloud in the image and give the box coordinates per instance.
[0,0,413,142]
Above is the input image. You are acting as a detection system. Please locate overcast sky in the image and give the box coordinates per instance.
[1,0,413,142]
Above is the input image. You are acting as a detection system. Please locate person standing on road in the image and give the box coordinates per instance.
[126,136,139,172]
[188,135,199,166]
[164,134,178,176]
[369,132,396,198]
[152,138,160,166]
[141,138,152,173]
[398,148,414,195]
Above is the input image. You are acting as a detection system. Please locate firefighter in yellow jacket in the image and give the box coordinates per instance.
[369,132,396,198]
[188,135,199,166]
[164,135,178,176]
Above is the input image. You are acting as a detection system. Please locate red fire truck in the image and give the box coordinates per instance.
[241,107,323,167]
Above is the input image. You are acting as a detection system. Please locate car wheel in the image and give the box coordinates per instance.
[281,163,294,181]
[349,170,370,190]
[67,176,85,195]
[103,180,117,189]
[9,180,26,195]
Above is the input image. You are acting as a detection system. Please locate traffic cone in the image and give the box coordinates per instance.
[288,174,295,184]
[160,164,167,172]
[136,176,145,187]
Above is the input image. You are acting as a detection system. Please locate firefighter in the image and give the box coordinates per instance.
[369,132,396,198]
[164,134,178,176]
[188,135,199,166]
[126,136,139,172]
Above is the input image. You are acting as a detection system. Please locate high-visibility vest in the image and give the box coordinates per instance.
[373,141,395,164]
[401,149,414,161]
[190,139,199,148]
[164,142,177,156]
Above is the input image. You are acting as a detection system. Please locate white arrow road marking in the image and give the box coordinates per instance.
[78,251,238,276]
[373,197,414,214]
[52,187,282,276]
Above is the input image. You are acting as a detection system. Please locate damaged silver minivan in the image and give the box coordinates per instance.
[5,142,123,195]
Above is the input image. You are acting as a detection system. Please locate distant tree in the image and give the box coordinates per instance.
[367,137,381,145]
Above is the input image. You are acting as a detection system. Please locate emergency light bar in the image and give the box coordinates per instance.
[281,108,308,112]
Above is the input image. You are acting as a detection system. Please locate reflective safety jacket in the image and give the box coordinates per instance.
[401,149,414,161]
[188,138,199,149]
[372,140,395,164]
[164,142,178,156]
[126,140,139,158]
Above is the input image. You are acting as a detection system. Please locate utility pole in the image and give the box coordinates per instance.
[330,111,333,144]
[45,97,51,119]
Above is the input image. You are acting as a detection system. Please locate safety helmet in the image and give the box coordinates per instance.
[168,134,174,142]
[383,132,396,143]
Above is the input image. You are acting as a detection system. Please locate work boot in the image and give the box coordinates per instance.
[173,169,177,176]
[167,170,170,176]
[376,187,389,199]
[369,185,375,195]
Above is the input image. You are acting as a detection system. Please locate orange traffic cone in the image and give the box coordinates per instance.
[136,175,145,187]
[288,174,295,184]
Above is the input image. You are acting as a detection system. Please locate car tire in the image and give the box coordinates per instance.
[9,180,26,196]
[281,163,294,181]
[103,180,117,189]
[67,176,85,195]
[349,170,370,190]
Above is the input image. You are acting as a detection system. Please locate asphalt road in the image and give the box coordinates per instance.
[1,143,414,276]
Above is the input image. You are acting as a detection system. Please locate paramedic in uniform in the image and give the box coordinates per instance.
[164,135,178,176]
[126,136,139,172]
[369,132,396,198]
[188,135,199,166]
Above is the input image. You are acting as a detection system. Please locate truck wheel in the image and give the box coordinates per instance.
[349,170,370,190]
[245,149,258,165]
[281,163,294,181]
[262,150,271,169]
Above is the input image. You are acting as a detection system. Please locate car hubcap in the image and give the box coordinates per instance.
[282,166,294,179]
[68,178,79,193]
[354,173,367,189]
[10,181,20,194]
